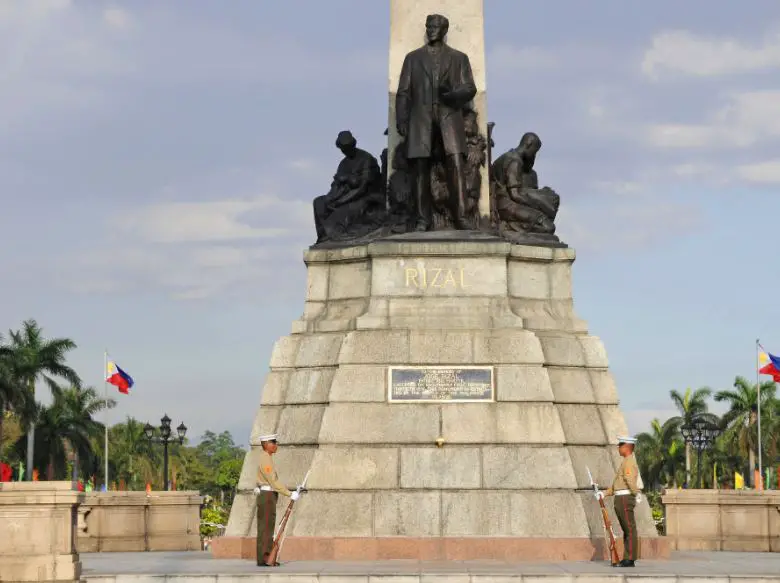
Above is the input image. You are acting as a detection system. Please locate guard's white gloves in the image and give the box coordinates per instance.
[594,490,604,501]
[290,491,300,501]
[252,487,261,495]
[635,493,642,504]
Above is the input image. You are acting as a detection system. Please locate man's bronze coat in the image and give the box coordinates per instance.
[395,44,477,159]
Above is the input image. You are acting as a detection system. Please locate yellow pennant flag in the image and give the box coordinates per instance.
[735,471,744,489]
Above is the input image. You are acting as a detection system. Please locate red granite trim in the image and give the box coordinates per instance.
[211,536,670,561]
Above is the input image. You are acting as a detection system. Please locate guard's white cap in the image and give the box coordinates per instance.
[617,435,637,445]
[256,433,278,442]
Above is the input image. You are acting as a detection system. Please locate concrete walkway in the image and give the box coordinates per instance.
[81,550,780,582]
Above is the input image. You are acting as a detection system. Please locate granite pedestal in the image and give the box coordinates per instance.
[212,235,667,561]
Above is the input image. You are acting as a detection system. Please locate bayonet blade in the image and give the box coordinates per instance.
[586,466,598,491]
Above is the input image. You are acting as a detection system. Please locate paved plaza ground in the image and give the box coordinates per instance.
[80,550,780,582]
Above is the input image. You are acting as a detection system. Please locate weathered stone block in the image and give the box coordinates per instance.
[275,405,326,445]
[328,260,371,300]
[580,336,609,367]
[294,334,344,368]
[558,405,608,445]
[408,330,473,363]
[271,446,317,489]
[400,448,481,489]
[289,492,373,536]
[472,330,545,365]
[285,368,336,404]
[548,261,573,299]
[305,262,329,302]
[507,260,550,299]
[567,446,616,489]
[259,371,290,405]
[442,491,511,536]
[269,336,299,369]
[442,403,565,444]
[510,491,589,537]
[590,369,619,404]
[308,447,399,489]
[495,366,555,401]
[249,406,282,445]
[374,492,441,536]
[224,492,255,537]
[319,403,439,444]
[537,334,586,367]
[546,367,595,404]
[339,330,410,364]
[482,446,577,489]
[599,406,630,443]
[329,365,386,402]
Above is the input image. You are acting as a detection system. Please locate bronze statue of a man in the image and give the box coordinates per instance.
[312,130,383,243]
[395,14,477,231]
[492,132,560,238]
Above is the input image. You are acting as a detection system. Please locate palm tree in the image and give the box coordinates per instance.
[109,418,157,490]
[715,376,777,487]
[54,383,115,484]
[17,383,114,480]
[669,387,716,485]
[637,418,683,488]
[0,335,35,461]
[5,320,81,480]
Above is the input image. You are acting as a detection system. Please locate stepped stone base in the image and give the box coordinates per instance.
[217,236,668,561]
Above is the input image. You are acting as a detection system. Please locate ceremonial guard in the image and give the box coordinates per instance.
[595,435,643,567]
[253,433,298,567]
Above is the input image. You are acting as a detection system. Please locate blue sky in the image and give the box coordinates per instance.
[2,0,780,445]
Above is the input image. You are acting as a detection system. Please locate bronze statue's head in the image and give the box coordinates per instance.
[518,132,542,154]
[517,132,542,169]
[425,14,449,43]
[335,130,358,157]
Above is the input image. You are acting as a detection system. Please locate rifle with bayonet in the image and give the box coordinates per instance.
[587,466,620,566]
[264,469,310,567]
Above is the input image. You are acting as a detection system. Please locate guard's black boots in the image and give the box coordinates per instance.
[618,560,635,567]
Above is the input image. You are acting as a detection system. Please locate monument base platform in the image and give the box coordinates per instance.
[211,535,670,561]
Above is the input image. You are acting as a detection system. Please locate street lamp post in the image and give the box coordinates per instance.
[681,418,720,488]
[144,414,187,491]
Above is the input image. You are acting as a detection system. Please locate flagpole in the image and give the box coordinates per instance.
[756,339,763,490]
[104,350,109,490]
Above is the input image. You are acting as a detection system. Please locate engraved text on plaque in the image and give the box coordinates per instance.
[388,366,494,402]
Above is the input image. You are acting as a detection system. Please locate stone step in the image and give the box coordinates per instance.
[81,575,780,583]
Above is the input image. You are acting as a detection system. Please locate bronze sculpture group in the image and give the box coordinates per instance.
[311,14,564,248]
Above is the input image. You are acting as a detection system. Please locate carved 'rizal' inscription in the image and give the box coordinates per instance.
[388,366,494,402]
[404,267,470,289]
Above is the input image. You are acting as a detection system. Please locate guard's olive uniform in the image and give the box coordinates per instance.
[255,450,291,565]
[606,453,640,562]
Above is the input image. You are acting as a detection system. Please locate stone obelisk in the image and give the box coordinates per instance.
[387,0,490,221]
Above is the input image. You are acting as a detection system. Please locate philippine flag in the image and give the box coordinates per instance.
[759,351,780,383]
[106,358,134,394]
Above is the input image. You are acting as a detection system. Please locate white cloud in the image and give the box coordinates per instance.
[642,28,780,79]
[103,6,132,30]
[118,196,311,243]
[737,160,780,184]
[646,90,780,149]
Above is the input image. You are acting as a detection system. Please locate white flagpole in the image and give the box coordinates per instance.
[756,339,763,490]
[104,350,109,490]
